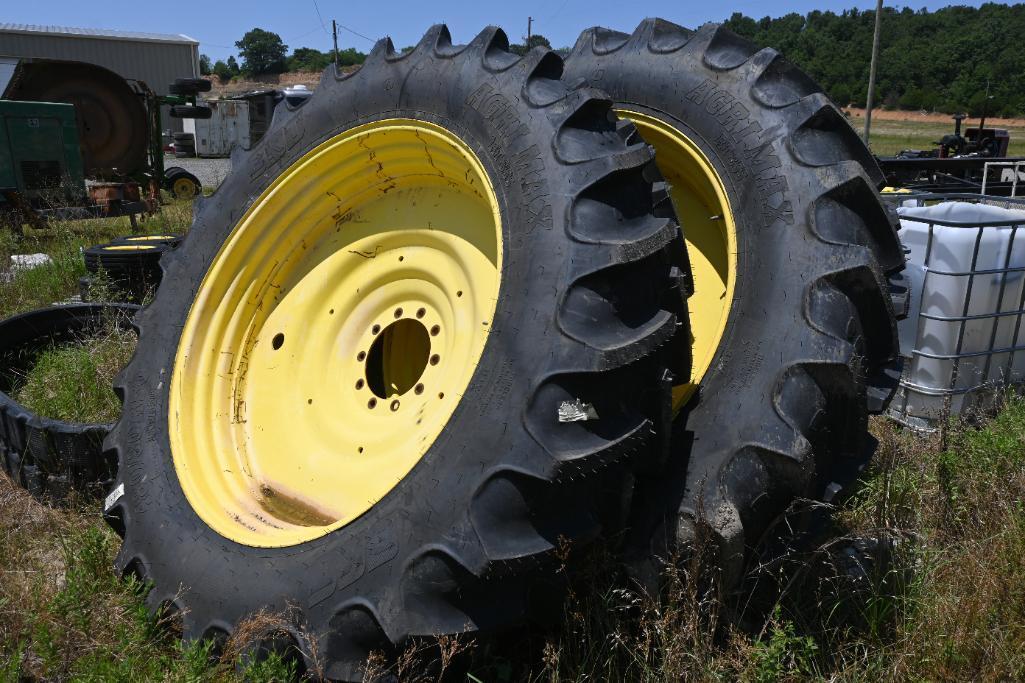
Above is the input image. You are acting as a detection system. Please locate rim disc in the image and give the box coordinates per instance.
[616,109,738,411]
[168,119,502,548]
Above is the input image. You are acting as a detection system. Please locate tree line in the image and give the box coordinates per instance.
[723,3,1025,117]
[199,28,554,82]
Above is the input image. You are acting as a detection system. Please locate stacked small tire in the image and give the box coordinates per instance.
[82,235,182,302]
[78,21,904,680]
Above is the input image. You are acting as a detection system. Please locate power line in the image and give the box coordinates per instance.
[337,23,375,43]
[311,0,331,35]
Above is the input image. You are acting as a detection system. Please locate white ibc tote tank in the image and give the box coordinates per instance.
[891,199,1025,428]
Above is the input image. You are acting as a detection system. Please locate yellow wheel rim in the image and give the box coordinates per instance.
[168,119,502,548]
[616,110,737,411]
[172,176,198,199]
[124,234,176,241]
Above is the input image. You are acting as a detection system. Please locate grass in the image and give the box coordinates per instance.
[0,198,192,320]
[13,324,136,424]
[2,394,1025,680]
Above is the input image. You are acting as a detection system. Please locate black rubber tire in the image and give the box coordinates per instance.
[564,20,905,585]
[170,105,212,120]
[104,24,690,679]
[173,148,195,159]
[162,168,202,199]
[0,304,138,501]
[172,132,195,143]
[169,77,213,95]
[83,242,169,302]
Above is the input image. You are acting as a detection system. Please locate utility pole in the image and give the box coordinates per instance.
[863,0,883,145]
[332,20,339,67]
[527,17,533,45]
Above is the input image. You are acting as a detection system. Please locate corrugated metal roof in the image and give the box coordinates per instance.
[0,23,198,45]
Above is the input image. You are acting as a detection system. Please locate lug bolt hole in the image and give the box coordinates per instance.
[358,446,364,454]
[390,400,400,411]
[357,351,366,362]
[398,255,404,262]
[456,290,463,297]
[307,399,313,405]
[372,324,381,335]
[394,308,403,318]
[271,333,285,350]
[355,379,364,390]
[414,383,424,395]
[329,309,334,315]
[367,398,377,409]
[438,392,445,399]
[429,354,440,366]
[416,308,426,319]
[430,325,440,336]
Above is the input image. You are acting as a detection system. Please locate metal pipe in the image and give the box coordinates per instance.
[863,0,883,144]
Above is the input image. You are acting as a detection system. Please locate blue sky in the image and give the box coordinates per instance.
[6,0,995,61]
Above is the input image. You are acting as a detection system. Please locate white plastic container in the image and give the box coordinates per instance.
[891,200,1025,427]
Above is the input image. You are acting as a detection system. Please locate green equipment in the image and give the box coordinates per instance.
[0,100,86,215]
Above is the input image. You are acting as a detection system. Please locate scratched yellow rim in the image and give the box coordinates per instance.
[616,109,737,411]
[168,119,502,548]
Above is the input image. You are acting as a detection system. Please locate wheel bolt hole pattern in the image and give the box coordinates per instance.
[372,324,381,335]
[355,379,364,390]
[429,354,440,366]
[414,383,424,395]
[430,325,441,336]
[365,319,432,399]
[367,398,377,409]
[456,290,463,297]
[357,351,366,362]
[271,333,285,350]
[416,308,426,319]
[390,400,400,411]
[394,308,403,318]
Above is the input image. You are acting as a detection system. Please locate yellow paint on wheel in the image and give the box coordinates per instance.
[124,235,177,242]
[168,119,502,548]
[616,109,737,411]
[103,245,159,251]
[172,176,199,199]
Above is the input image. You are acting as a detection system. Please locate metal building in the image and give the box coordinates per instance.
[0,24,200,130]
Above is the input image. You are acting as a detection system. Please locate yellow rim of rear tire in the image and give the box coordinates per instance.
[172,176,198,199]
[616,109,737,411]
[168,119,502,548]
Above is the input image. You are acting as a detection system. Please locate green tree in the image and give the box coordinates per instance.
[287,47,330,72]
[235,28,288,76]
[199,54,211,75]
[226,56,240,75]
[213,60,233,83]
[336,47,366,67]
[510,33,552,56]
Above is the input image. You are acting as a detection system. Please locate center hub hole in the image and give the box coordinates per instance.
[365,318,431,399]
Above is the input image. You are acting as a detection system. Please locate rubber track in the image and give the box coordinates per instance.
[104,24,690,680]
[0,304,138,501]
[564,19,905,585]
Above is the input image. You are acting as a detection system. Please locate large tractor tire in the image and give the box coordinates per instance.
[103,25,689,678]
[564,20,904,585]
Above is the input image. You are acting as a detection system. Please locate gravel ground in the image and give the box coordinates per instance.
[163,155,233,190]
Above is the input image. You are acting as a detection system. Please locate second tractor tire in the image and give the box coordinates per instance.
[565,19,905,585]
